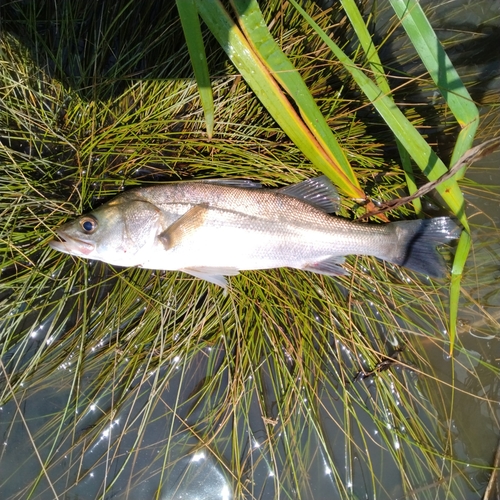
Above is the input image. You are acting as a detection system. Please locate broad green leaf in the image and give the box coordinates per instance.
[388,0,478,131]
[340,0,422,214]
[176,0,214,138]
[232,0,359,189]
[195,0,366,200]
[449,230,471,353]
[289,0,468,229]
[388,0,479,352]
[388,0,479,179]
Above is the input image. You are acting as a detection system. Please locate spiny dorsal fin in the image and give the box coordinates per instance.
[199,178,263,189]
[277,176,340,213]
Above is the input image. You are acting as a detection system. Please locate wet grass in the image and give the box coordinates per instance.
[0,0,499,498]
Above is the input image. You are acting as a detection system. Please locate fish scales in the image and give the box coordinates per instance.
[49,176,460,286]
[132,183,386,268]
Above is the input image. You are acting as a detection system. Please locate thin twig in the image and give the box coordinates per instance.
[356,137,500,221]
[483,435,500,499]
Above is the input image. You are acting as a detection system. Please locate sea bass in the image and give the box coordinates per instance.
[49,176,459,287]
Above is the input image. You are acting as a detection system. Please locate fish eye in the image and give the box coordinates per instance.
[80,216,98,234]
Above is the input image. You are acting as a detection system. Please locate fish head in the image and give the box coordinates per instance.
[49,196,161,266]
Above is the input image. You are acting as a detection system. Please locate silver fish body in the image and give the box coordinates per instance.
[49,177,459,286]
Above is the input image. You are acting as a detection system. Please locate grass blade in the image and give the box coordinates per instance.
[388,0,479,139]
[340,0,422,214]
[195,0,366,200]
[176,0,214,138]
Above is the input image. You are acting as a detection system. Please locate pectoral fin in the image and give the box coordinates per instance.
[159,204,209,250]
[180,267,240,288]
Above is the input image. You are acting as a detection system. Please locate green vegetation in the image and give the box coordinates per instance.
[0,0,499,498]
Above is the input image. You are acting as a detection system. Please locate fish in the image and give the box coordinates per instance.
[49,176,460,287]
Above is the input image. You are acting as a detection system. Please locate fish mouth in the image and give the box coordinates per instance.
[49,230,95,257]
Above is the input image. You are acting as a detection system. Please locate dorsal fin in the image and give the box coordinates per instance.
[277,176,340,213]
[200,178,263,189]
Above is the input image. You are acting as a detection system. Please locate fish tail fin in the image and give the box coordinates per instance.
[386,217,460,278]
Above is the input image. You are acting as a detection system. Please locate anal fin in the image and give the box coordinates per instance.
[180,267,240,288]
[302,256,347,276]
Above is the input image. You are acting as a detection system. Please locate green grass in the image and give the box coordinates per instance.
[0,0,499,498]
